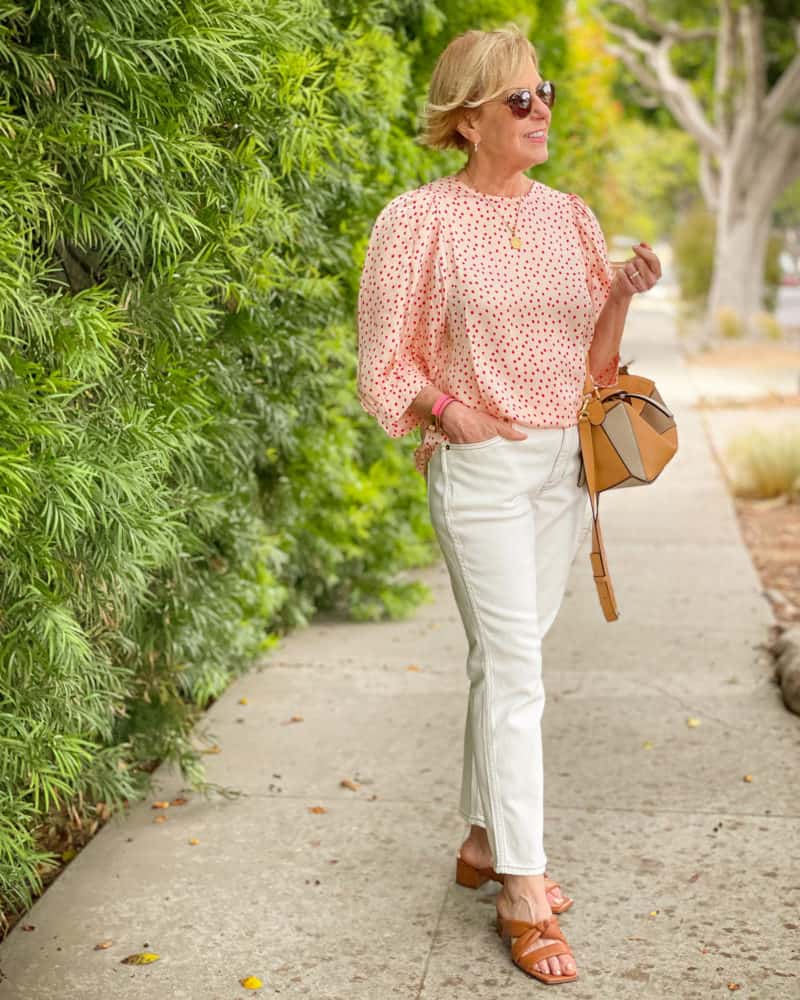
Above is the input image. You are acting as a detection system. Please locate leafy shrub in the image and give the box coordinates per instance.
[671,200,716,305]
[0,0,444,923]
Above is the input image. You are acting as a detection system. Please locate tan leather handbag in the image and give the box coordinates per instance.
[577,351,678,621]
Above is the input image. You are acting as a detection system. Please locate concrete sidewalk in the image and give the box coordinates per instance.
[1,304,798,999]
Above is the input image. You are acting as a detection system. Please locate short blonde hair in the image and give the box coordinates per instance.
[417,25,539,152]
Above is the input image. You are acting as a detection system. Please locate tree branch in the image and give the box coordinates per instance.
[725,2,767,189]
[650,38,721,157]
[762,24,800,133]
[736,126,800,209]
[600,13,721,158]
[740,2,766,116]
[605,0,716,43]
[698,151,720,212]
[713,0,737,142]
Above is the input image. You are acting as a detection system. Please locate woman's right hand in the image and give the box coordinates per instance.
[440,402,528,444]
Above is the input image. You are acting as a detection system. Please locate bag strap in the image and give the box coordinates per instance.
[580,350,620,622]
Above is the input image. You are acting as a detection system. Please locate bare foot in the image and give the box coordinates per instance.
[496,878,577,978]
[458,828,568,910]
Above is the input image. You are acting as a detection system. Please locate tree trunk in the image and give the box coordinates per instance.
[707,163,774,332]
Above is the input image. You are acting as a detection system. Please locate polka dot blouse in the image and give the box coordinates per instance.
[356,173,620,476]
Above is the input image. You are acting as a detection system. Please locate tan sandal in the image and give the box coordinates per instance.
[496,912,578,985]
[455,854,574,913]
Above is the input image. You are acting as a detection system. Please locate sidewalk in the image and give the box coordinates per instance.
[1,304,798,999]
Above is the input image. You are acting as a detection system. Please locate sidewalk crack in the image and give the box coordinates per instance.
[414,883,451,999]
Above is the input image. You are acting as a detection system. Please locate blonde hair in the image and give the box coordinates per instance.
[417,25,539,152]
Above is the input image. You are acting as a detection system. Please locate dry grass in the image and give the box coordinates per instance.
[724,428,800,500]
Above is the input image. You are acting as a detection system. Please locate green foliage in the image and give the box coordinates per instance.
[601,119,698,243]
[671,199,716,305]
[0,0,469,922]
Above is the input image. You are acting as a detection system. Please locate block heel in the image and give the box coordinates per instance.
[455,854,574,913]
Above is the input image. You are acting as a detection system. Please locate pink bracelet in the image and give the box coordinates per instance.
[431,392,455,417]
[431,393,459,433]
[439,397,458,420]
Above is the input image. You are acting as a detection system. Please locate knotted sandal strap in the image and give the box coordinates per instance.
[498,914,577,983]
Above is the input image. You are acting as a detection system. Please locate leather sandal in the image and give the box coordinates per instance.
[455,854,574,913]
[496,912,578,985]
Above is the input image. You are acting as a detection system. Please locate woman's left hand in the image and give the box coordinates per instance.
[611,242,662,301]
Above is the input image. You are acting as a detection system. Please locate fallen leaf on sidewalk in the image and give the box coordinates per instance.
[170,796,188,806]
[151,801,170,809]
[727,984,740,991]
[309,806,327,814]
[642,740,653,750]
[188,838,200,845]
[120,952,160,965]
[238,697,248,704]
[94,940,113,950]
[153,815,167,824]
[406,664,421,671]
[240,975,263,989]
[281,715,304,725]
[686,717,701,728]
[201,743,221,753]
[340,778,360,791]
[742,774,753,782]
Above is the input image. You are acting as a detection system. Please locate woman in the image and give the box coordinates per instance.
[356,25,660,986]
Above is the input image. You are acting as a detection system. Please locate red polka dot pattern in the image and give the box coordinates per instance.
[356,173,620,476]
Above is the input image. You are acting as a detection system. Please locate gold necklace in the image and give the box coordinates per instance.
[457,172,531,249]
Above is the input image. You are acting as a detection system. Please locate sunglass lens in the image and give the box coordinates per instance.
[537,81,555,108]
[508,91,532,118]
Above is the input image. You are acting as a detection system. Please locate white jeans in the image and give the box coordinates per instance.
[427,421,591,875]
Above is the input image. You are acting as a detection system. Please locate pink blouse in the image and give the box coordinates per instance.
[356,173,619,476]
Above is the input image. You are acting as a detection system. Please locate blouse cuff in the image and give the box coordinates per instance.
[590,350,620,388]
[359,367,432,438]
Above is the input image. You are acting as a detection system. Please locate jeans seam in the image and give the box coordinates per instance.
[440,447,507,865]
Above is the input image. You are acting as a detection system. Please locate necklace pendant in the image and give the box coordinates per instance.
[510,234,522,250]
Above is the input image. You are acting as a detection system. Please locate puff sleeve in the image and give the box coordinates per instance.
[569,192,619,388]
[356,189,445,437]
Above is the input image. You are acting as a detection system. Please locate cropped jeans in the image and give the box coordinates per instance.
[427,421,591,875]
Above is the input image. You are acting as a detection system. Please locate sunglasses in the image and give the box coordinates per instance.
[484,82,556,117]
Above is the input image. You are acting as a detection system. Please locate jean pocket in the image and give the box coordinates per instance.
[446,434,503,451]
